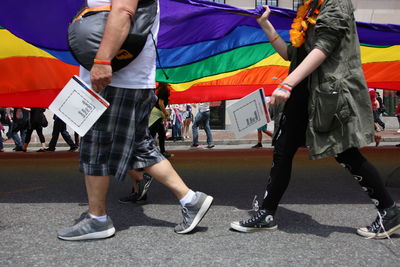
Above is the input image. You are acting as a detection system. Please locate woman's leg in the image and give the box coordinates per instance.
[335,147,394,210]
[35,127,47,149]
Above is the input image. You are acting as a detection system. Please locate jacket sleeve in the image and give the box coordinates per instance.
[313,0,352,56]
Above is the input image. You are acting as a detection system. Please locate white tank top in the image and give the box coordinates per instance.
[80,0,160,89]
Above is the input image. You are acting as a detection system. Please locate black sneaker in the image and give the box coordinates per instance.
[118,192,138,204]
[207,144,215,149]
[357,205,400,239]
[137,173,153,201]
[230,209,277,232]
[251,143,262,148]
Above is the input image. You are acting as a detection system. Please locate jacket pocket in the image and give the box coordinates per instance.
[313,86,351,133]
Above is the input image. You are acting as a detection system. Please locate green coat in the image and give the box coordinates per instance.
[274,0,374,160]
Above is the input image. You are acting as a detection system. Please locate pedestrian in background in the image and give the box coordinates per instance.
[191,102,214,148]
[46,114,78,152]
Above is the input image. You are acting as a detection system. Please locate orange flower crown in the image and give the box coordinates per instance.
[290,0,324,47]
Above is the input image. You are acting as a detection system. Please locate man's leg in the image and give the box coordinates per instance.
[191,113,201,146]
[85,175,110,216]
[203,111,214,147]
[145,159,189,200]
[145,159,213,234]
[57,175,115,241]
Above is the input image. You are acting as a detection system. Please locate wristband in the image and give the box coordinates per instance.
[270,34,280,44]
[278,87,291,94]
[94,59,111,65]
[279,83,293,92]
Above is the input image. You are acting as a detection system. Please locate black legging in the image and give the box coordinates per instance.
[261,83,394,212]
[24,126,45,144]
[149,118,166,154]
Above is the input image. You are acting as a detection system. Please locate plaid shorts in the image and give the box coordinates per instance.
[79,86,165,181]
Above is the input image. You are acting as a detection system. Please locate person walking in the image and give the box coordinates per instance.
[191,102,214,148]
[182,103,193,139]
[57,0,213,241]
[230,0,400,239]
[46,114,78,152]
[21,107,47,152]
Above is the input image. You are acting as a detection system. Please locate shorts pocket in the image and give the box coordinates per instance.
[81,130,113,164]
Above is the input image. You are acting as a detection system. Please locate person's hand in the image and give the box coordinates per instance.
[90,63,112,92]
[256,5,271,27]
[269,86,291,105]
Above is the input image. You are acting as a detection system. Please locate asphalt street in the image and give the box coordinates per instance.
[0,147,399,266]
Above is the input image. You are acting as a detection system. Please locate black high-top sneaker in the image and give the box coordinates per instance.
[357,205,400,239]
[230,209,277,233]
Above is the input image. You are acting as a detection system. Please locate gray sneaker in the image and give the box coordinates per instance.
[57,213,116,241]
[174,192,213,234]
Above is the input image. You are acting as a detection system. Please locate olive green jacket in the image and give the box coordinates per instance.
[274,0,374,159]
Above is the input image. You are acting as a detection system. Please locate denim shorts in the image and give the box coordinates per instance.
[79,86,165,181]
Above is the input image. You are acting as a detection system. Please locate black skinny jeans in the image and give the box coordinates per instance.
[149,118,166,154]
[24,126,45,144]
[261,85,394,212]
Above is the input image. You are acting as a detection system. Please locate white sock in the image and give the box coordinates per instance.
[179,190,196,206]
[89,213,107,222]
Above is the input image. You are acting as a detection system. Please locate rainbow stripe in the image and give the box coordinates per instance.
[0,0,399,107]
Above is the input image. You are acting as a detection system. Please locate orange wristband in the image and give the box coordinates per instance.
[94,59,111,65]
[270,34,280,44]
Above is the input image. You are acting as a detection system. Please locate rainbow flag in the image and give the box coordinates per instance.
[1,0,399,107]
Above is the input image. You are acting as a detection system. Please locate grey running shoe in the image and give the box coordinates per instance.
[230,209,277,233]
[174,192,214,234]
[137,173,153,201]
[57,214,115,241]
[357,205,400,239]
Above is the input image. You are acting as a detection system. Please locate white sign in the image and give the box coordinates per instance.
[49,75,109,136]
[227,88,270,138]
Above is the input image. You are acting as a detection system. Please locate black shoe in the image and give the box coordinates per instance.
[36,149,46,152]
[191,144,199,148]
[14,146,23,151]
[137,173,153,201]
[207,144,215,149]
[45,148,55,152]
[162,152,174,158]
[118,192,138,204]
[252,143,262,148]
[230,209,277,232]
[69,146,78,152]
[357,205,400,239]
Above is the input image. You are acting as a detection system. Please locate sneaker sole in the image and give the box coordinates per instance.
[230,221,278,233]
[175,196,214,234]
[58,227,116,241]
[118,199,135,204]
[357,224,400,239]
[137,178,153,201]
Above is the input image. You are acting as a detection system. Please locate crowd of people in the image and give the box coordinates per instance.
[1,0,400,243]
[0,107,79,152]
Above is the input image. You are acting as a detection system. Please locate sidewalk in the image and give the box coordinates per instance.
[2,128,400,152]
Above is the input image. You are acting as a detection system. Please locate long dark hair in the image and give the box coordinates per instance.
[156,82,170,97]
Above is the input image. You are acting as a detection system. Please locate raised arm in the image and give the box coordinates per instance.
[256,5,288,60]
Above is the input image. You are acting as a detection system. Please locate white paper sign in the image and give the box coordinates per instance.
[49,75,109,136]
[227,88,270,138]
